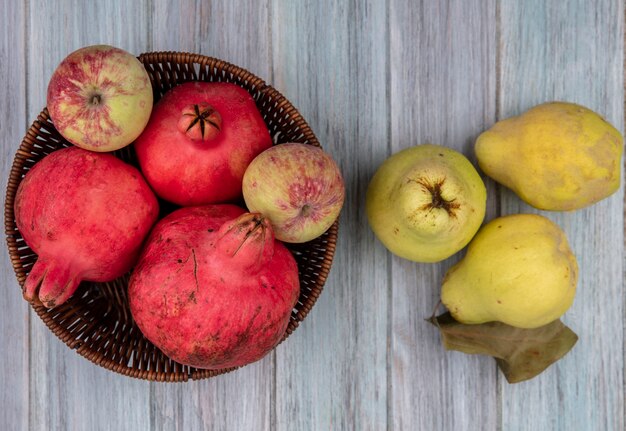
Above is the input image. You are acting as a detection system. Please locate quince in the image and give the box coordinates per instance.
[441,214,578,329]
[475,101,623,211]
[366,144,486,263]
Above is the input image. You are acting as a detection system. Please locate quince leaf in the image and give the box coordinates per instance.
[428,312,578,383]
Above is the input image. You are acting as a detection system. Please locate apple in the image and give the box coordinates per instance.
[46,45,153,152]
[366,144,486,263]
[242,143,345,243]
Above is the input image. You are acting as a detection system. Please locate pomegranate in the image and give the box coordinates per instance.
[14,147,159,308]
[128,205,300,369]
[134,82,273,206]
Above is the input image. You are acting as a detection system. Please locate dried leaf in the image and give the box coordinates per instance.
[429,312,578,383]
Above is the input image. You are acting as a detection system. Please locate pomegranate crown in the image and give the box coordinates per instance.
[177,103,222,141]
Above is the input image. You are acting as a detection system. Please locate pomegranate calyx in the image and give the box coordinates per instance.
[177,103,222,141]
[216,213,275,272]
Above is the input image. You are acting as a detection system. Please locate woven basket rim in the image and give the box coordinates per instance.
[4,51,339,382]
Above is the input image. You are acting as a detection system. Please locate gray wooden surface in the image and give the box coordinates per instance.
[1,1,623,430]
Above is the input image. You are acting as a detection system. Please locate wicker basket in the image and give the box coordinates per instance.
[4,52,338,382]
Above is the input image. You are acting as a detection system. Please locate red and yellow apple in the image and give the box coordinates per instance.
[47,45,153,152]
[242,143,345,243]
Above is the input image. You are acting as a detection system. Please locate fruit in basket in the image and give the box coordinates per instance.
[47,45,153,152]
[134,82,273,206]
[242,143,345,243]
[366,144,486,263]
[441,214,578,329]
[475,101,623,211]
[14,147,159,308]
[128,205,300,369]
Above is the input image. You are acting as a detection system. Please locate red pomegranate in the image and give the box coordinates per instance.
[128,204,300,369]
[14,147,159,308]
[134,82,273,206]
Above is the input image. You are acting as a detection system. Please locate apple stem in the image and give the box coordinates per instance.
[300,204,312,217]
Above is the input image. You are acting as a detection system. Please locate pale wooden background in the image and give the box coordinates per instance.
[1,1,623,430]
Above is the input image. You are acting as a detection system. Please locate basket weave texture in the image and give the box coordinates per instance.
[4,52,338,382]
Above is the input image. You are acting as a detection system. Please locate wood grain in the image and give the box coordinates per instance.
[388,1,499,430]
[151,0,272,81]
[497,1,625,430]
[25,2,152,431]
[149,2,274,430]
[0,0,28,429]
[271,1,390,429]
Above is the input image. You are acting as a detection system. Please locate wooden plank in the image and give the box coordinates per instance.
[148,361,272,431]
[25,2,152,430]
[149,2,274,430]
[0,1,29,429]
[151,0,272,81]
[498,1,624,430]
[388,1,499,430]
[270,1,389,429]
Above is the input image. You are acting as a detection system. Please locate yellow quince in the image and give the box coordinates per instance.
[441,214,578,329]
[475,101,623,211]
